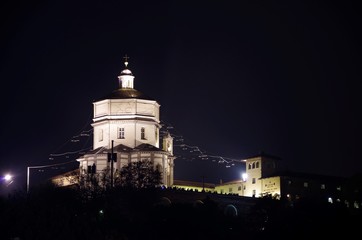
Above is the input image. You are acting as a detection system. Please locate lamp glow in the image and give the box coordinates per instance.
[4,174,12,181]
[242,173,247,181]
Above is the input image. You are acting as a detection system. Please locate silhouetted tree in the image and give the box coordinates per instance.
[78,167,107,199]
[118,159,162,189]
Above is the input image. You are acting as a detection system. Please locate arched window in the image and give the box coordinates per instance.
[256,161,259,168]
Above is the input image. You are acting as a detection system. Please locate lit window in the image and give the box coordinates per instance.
[141,127,146,140]
[118,127,125,139]
[337,186,342,191]
[321,184,325,189]
[304,182,308,188]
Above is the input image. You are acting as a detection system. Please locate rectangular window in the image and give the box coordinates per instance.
[321,184,325,189]
[252,178,256,184]
[141,127,146,140]
[118,127,125,139]
[304,182,308,188]
[252,189,256,197]
[229,187,233,193]
[238,186,242,191]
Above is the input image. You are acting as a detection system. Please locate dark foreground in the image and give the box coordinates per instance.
[1,184,361,240]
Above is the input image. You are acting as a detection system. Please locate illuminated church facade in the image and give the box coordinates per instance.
[76,58,175,187]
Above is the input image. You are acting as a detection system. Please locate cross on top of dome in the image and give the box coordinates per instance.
[123,54,129,68]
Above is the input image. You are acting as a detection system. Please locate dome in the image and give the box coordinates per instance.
[120,68,133,75]
[95,88,155,101]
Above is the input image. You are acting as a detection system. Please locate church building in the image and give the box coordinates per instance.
[76,57,175,187]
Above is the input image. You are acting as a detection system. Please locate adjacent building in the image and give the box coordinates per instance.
[173,152,361,209]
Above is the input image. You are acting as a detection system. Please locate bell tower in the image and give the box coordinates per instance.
[162,132,174,155]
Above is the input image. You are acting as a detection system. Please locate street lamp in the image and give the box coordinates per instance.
[4,174,12,182]
[2,173,13,187]
[241,172,248,182]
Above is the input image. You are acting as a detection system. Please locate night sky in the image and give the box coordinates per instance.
[1,0,362,192]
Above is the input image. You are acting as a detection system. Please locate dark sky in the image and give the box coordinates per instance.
[1,0,362,192]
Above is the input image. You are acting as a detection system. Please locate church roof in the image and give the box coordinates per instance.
[114,144,134,152]
[96,88,155,101]
[133,143,165,152]
[86,146,107,154]
[82,143,164,155]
